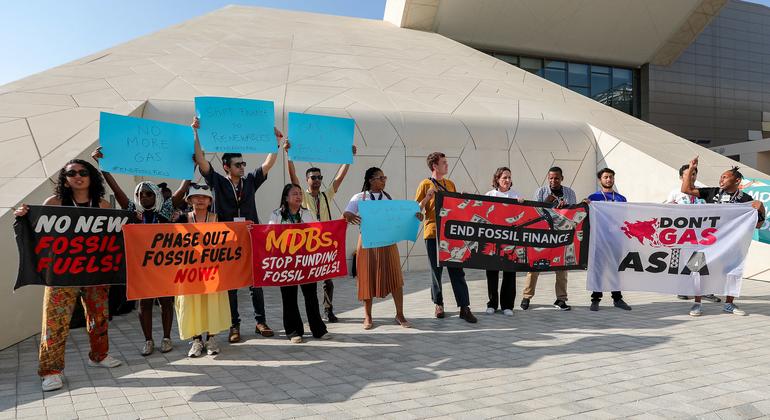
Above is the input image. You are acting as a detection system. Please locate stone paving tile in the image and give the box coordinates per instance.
[4,271,770,418]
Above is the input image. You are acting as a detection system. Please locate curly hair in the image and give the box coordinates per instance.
[54,159,105,205]
[492,167,511,189]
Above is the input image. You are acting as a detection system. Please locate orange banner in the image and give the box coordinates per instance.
[123,222,253,300]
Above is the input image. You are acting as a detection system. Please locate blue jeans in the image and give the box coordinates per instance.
[425,238,470,307]
[228,286,266,327]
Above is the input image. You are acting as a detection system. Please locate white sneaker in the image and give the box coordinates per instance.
[141,340,154,356]
[319,333,332,340]
[160,338,173,353]
[41,374,63,392]
[503,309,514,316]
[188,339,204,357]
[290,336,303,344]
[88,355,121,368]
[205,337,219,355]
[485,307,495,315]
[689,303,703,317]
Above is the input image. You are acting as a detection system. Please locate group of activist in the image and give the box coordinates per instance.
[13,106,767,393]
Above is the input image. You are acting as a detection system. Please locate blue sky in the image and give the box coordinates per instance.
[2,0,770,86]
[0,0,387,85]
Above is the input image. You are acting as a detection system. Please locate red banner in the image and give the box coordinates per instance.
[251,219,348,287]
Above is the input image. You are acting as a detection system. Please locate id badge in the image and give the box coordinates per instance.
[233,217,246,222]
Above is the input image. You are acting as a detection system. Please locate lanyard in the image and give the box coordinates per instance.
[716,189,739,203]
[311,191,331,222]
[142,211,158,224]
[600,191,616,202]
[228,177,243,217]
[191,211,210,223]
[284,211,302,223]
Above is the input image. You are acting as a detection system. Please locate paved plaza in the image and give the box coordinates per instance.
[3,270,770,419]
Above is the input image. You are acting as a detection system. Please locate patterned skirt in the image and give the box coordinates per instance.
[356,236,404,301]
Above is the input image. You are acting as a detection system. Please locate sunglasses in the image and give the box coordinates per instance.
[190,183,210,190]
[64,169,89,178]
[309,175,324,181]
[229,162,247,168]
[371,176,387,181]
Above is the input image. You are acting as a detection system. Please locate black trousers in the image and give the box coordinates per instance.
[591,291,623,302]
[280,283,327,339]
[486,270,516,310]
[228,286,266,327]
[322,279,334,312]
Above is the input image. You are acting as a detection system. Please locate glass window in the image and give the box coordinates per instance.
[519,57,543,76]
[495,54,519,66]
[545,60,566,70]
[612,68,632,89]
[592,65,610,74]
[568,63,589,87]
[569,86,590,96]
[545,68,566,86]
[591,72,611,102]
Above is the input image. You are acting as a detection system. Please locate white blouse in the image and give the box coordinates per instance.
[485,189,522,200]
[345,191,390,215]
[268,208,315,224]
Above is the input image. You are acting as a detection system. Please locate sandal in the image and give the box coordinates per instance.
[363,319,373,330]
[395,317,412,328]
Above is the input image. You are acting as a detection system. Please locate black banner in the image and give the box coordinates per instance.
[14,206,133,289]
[436,192,589,271]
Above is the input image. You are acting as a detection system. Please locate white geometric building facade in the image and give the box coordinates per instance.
[1,5,768,348]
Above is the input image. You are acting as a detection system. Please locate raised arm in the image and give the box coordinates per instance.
[331,145,357,193]
[192,117,211,176]
[261,127,284,176]
[91,146,130,209]
[172,179,191,209]
[681,156,700,197]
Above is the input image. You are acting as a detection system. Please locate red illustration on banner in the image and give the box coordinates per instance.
[251,219,348,287]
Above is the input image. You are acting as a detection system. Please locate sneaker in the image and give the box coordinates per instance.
[256,323,274,337]
[520,298,530,310]
[485,307,495,315]
[41,374,63,392]
[689,303,703,317]
[459,306,478,323]
[589,301,599,311]
[290,336,303,344]
[703,294,722,303]
[88,355,121,368]
[188,338,204,357]
[325,311,339,323]
[677,295,690,300]
[613,299,632,311]
[723,303,746,316]
[140,340,154,356]
[503,309,514,317]
[319,333,332,340]
[553,300,571,311]
[228,325,241,343]
[205,337,219,355]
[160,338,173,353]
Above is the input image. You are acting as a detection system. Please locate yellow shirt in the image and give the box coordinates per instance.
[302,187,337,221]
[415,178,456,239]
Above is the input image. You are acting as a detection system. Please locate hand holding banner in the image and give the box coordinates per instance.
[98,112,194,180]
[287,112,354,164]
[194,97,276,154]
[123,222,253,300]
[252,219,347,287]
[359,200,420,248]
[436,192,589,272]
[740,178,770,243]
[14,206,132,289]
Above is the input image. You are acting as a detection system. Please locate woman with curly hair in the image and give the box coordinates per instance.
[14,159,122,392]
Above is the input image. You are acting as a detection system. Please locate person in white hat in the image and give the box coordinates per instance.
[174,183,231,357]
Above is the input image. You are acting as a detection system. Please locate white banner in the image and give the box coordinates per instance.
[587,202,756,296]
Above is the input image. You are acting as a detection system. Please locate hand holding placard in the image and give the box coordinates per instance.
[98,112,194,180]
[287,112,354,164]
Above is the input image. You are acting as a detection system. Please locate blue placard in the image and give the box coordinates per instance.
[287,112,354,164]
[98,112,194,180]
[195,97,276,153]
[359,200,421,249]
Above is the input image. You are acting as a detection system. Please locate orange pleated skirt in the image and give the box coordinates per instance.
[356,236,404,301]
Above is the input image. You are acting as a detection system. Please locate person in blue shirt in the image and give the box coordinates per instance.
[586,168,632,312]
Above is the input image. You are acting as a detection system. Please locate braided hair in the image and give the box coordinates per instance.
[362,167,383,192]
[728,166,743,181]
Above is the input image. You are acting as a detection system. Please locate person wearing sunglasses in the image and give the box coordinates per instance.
[14,159,122,392]
[344,167,421,330]
[285,143,357,323]
[192,116,284,343]
[91,147,191,356]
